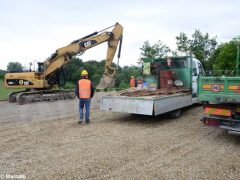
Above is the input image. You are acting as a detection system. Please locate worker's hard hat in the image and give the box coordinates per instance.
[131,76,134,78]
[81,70,88,76]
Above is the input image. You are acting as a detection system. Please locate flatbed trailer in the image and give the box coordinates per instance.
[101,56,204,117]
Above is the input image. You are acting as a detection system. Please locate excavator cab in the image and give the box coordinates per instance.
[37,62,44,73]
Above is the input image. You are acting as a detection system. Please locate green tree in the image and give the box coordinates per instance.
[65,57,84,83]
[139,40,171,63]
[115,65,141,87]
[0,69,6,80]
[176,30,217,66]
[210,38,240,72]
[205,46,221,70]
[118,81,129,89]
[7,62,23,72]
[176,33,189,53]
[64,56,141,89]
[91,74,101,87]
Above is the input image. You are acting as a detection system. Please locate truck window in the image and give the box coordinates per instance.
[175,60,188,68]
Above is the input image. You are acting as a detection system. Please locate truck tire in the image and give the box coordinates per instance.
[169,109,182,119]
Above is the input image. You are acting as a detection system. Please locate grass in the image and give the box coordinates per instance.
[0,79,24,100]
[0,79,9,100]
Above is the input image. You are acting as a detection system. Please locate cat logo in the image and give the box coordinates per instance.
[83,41,91,47]
[211,84,220,92]
[80,40,97,48]
[19,80,24,85]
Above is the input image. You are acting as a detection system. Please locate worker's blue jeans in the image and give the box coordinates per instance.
[79,98,91,122]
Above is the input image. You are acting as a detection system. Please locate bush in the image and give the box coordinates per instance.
[90,74,101,87]
[64,82,75,89]
[0,69,5,80]
[118,81,129,90]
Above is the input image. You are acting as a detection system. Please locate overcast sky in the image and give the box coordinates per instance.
[0,0,239,70]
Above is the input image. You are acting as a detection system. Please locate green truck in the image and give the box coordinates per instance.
[198,45,240,135]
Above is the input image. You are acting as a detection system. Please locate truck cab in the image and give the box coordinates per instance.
[192,58,205,103]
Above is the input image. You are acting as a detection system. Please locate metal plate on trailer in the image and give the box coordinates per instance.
[101,93,193,116]
[153,94,192,115]
[101,96,154,115]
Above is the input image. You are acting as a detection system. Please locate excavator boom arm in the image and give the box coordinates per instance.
[44,23,123,90]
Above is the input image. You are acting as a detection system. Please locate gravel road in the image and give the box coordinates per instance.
[0,92,240,179]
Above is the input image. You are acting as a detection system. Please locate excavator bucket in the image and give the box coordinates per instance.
[96,74,115,90]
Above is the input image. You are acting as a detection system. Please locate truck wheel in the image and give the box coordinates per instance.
[169,109,182,119]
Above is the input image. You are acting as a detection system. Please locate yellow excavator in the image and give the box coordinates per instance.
[4,22,123,104]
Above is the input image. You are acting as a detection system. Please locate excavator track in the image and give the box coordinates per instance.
[8,90,27,103]
[12,90,75,105]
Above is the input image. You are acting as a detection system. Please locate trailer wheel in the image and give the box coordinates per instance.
[169,109,182,119]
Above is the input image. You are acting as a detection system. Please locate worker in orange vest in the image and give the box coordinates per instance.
[75,70,95,124]
[130,76,136,87]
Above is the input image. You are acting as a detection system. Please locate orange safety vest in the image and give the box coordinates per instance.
[130,78,135,87]
[78,79,91,99]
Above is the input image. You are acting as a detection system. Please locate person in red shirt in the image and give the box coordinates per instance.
[130,76,136,87]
